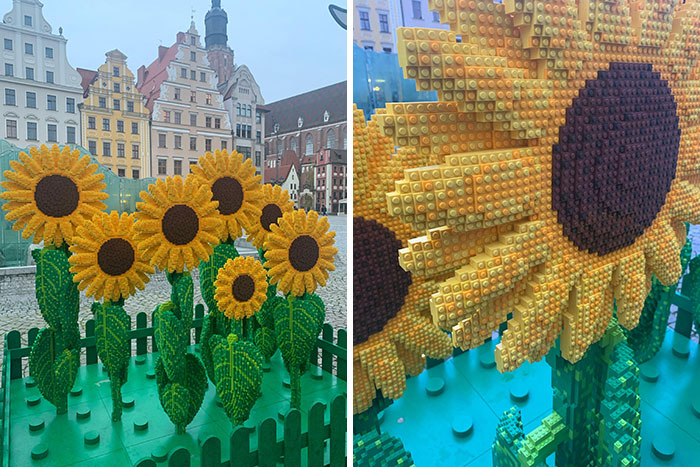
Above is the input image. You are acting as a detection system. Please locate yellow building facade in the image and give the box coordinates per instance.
[78,49,150,179]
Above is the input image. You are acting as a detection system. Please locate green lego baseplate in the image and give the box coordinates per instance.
[6,346,346,466]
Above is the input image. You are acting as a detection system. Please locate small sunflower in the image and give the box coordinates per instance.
[264,210,337,296]
[246,184,295,249]
[134,175,221,273]
[69,211,154,301]
[0,144,108,246]
[214,256,268,319]
[190,149,264,241]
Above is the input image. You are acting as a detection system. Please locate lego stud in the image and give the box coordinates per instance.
[134,418,149,431]
[135,356,147,365]
[509,383,529,403]
[70,386,83,397]
[27,395,41,407]
[84,430,100,446]
[262,361,271,372]
[122,396,135,408]
[311,365,324,380]
[151,446,169,463]
[691,399,700,420]
[425,377,445,396]
[652,435,676,460]
[31,443,49,460]
[671,338,690,359]
[451,414,473,438]
[478,351,496,369]
[28,418,44,432]
[146,370,156,380]
[25,378,37,388]
[76,408,91,420]
[639,363,659,383]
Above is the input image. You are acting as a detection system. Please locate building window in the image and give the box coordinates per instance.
[113,99,120,111]
[412,0,422,19]
[236,103,241,116]
[180,68,187,78]
[158,159,167,175]
[379,12,389,32]
[174,135,182,149]
[290,138,297,153]
[102,118,110,131]
[45,47,54,59]
[214,118,221,129]
[433,11,440,22]
[99,97,106,108]
[206,116,212,128]
[132,144,140,158]
[255,151,261,166]
[174,159,182,175]
[190,113,197,126]
[88,116,96,129]
[221,140,227,150]
[247,105,252,117]
[326,129,336,149]
[47,95,56,110]
[190,51,196,61]
[190,70,196,80]
[158,134,166,148]
[25,67,33,80]
[46,124,57,142]
[103,141,111,156]
[305,134,313,155]
[66,126,76,144]
[205,138,212,152]
[117,120,124,132]
[132,168,140,179]
[189,160,197,173]
[88,140,97,154]
[6,119,17,139]
[113,66,120,77]
[363,44,374,51]
[383,46,392,53]
[256,112,261,124]
[131,122,138,134]
[4,63,12,77]
[24,15,32,26]
[189,136,197,150]
[200,72,206,82]
[117,143,125,157]
[276,140,281,154]
[256,130,261,143]
[24,43,33,55]
[246,125,252,139]
[174,112,181,124]
[205,94,212,105]
[343,129,347,149]
[174,88,181,100]
[45,71,53,83]
[26,91,36,108]
[164,111,170,123]
[66,97,75,113]
[27,122,37,140]
[127,100,134,112]
[114,82,120,93]
[190,35,196,46]
[4,39,12,50]
[235,124,241,137]
[118,168,125,177]
[359,10,370,30]
[190,91,196,103]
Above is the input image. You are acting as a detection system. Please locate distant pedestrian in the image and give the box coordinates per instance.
[321,205,327,216]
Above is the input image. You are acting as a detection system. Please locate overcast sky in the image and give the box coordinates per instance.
[36,0,347,103]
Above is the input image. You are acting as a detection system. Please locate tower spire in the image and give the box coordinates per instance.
[205,0,228,49]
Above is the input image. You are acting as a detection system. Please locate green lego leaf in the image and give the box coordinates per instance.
[183,353,208,424]
[256,295,284,328]
[200,312,217,383]
[199,242,239,311]
[211,334,263,426]
[154,308,186,381]
[29,327,59,406]
[34,247,73,330]
[94,303,130,378]
[160,382,190,429]
[172,272,194,326]
[254,326,277,360]
[53,348,79,400]
[273,294,325,368]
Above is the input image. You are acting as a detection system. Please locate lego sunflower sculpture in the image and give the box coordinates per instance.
[0,144,107,415]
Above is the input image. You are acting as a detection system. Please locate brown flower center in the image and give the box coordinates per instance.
[34,175,79,218]
[97,238,135,276]
[232,274,255,302]
[161,204,199,245]
[289,235,319,272]
[211,176,243,215]
[260,204,283,232]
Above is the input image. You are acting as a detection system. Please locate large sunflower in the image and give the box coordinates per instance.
[0,144,108,246]
[190,150,263,241]
[134,175,221,273]
[370,0,700,372]
[353,105,453,414]
[69,211,154,301]
[264,209,337,296]
[214,256,268,320]
[246,184,295,249]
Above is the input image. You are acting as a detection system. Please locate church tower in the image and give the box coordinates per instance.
[205,0,235,86]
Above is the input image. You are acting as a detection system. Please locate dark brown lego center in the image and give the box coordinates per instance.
[34,175,80,218]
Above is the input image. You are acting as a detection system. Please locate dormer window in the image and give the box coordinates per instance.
[273,123,280,133]
[24,15,32,27]
[323,110,330,122]
[190,36,196,46]
[297,117,303,128]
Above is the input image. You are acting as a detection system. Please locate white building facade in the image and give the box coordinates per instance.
[0,0,82,148]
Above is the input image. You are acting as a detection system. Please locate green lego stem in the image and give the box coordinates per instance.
[290,365,301,409]
[99,298,128,422]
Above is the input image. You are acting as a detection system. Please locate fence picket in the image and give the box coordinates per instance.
[329,395,346,467]
[201,436,221,466]
[283,409,302,467]
[168,447,190,466]
[307,401,326,466]
[6,331,21,380]
[258,418,278,467]
[321,324,333,374]
[194,304,205,344]
[230,426,252,467]
[337,329,347,380]
[27,328,39,347]
[150,310,158,353]
[135,312,147,355]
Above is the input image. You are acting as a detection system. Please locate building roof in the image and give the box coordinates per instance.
[264,81,346,136]
[320,149,347,165]
[264,150,300,184]
[77,68,98,98]
[136,39,182,112]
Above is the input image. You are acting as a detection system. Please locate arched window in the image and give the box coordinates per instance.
[276,140,281,154]
[305,134,314,155]
[343,127,347,149]
[326,129,336,149]
[290,138,297,154]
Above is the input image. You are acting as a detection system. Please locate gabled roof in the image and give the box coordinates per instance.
[76,68,98,98]
[264,81,346,136]
[136,41,182,112]
[263,150,300,184]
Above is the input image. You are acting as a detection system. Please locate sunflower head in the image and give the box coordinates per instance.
[134,175,222,273]
[69,211,154,301]
[246,184,295,249]
[0,144,108,246]
[214,256,268,320]
[190,149,264,241]
[264,210,337,296]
